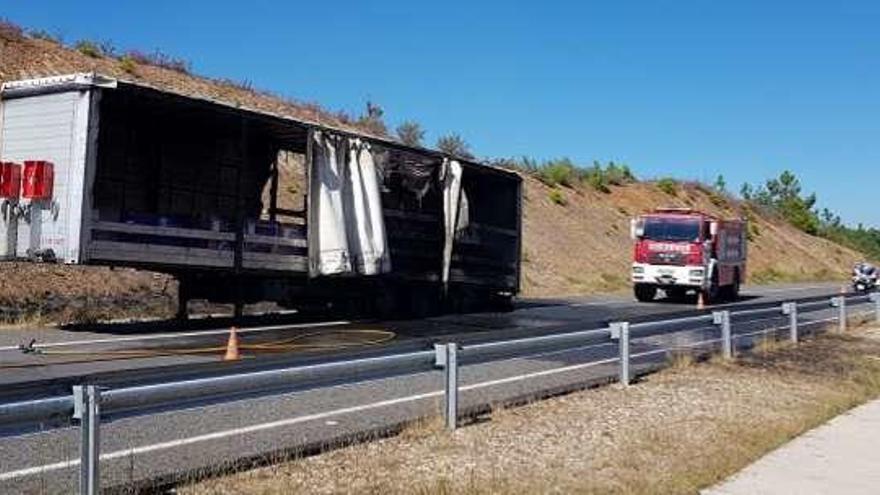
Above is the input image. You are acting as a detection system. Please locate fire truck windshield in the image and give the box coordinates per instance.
[642,218,701,242]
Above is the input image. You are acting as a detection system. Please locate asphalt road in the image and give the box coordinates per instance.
[0,282,869,493]
[0,282,846,398]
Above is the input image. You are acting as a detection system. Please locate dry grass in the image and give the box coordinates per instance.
[181,326,880,495]
[667,349,696,369]
[0,263,176,327]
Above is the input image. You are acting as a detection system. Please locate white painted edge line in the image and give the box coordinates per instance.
[0,388,443,481]
[0,320,351,352]
[741,284,837,294]
[570,284,836,308]
[0,352,625,481]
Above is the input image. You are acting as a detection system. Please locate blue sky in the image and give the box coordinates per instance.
[3,1,879,226]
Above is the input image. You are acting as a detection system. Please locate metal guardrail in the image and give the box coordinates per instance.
[1,292,878,494]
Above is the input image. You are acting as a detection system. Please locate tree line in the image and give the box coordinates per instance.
[739,171,880,261]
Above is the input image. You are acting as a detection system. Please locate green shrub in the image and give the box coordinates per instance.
[75,40,102,58]
[744,171,820,235]
[119,55,137,74]
[537,159,578,188]
[585,171,611,193]
[548,189,567,206]
[396,121,425,147]
[657,178,678,196]
[602,161,635,185]
[125,49,191,74]
[747,222,760,241]
[740,207,760,241]
[436,133,473,159]
[499,157,636,191]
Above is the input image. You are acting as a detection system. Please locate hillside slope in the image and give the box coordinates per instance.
[0,23,374,135]
[0,24,864,321]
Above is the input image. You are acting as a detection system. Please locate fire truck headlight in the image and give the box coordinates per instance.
[689,269,704,278]
[633,266,645,274]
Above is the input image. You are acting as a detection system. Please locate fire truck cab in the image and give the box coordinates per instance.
[630,208,747,303]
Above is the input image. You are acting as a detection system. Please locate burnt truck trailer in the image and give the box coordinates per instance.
[0,74,521,318]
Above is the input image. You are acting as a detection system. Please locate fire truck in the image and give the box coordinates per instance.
[630,208,747,303]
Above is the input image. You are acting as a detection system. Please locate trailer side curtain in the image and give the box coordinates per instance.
[441,158,467,289]
[346,138,390,275]
[307,131,390,277]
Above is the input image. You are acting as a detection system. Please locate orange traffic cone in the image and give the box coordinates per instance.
[223,326,240,361]
[697,291,706,310]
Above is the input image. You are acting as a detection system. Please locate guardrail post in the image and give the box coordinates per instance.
[434,343,459,431]
[782,302,798,343]
[610,322,630,386]
[831,296,847,332]
[713,310,732,359]
[871,293,880,323]
[73,385,101,495]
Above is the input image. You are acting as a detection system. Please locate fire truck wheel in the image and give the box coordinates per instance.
[719,270,741,301]
[634,284,657,302]
[703,272,720,303]
[726,274,741,300]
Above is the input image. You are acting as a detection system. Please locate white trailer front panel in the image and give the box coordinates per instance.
[0,89,93,263]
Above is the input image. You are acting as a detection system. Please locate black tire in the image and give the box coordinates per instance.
[703,271,720,304]
[372,287,400,320]
[729,269,741,300]
[719,269,741,301]
[487,292,515,312]
[634,284,657,302]
[408,284,443,318]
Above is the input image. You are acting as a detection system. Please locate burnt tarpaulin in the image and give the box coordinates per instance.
[307,130,390,277]
[346,138,390,275]
[441,158,467,289]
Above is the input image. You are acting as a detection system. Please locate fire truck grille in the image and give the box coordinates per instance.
[648,252,686,265]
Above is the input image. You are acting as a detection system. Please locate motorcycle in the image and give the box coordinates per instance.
[852,271,878,293]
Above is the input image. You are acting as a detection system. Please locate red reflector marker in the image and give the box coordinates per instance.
[22,160,54,200]
[0,162,22,199]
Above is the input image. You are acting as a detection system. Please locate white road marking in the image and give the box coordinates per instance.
[568,284,837,307]
[741,284,836,295]
[569,299,633,307]
[0,320,351,352]
[460,356,619,391]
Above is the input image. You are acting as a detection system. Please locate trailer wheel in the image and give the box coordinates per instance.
[488,292,515,312]
[373,287,400,320]
[634,284,657,302]
[408,285,442,318]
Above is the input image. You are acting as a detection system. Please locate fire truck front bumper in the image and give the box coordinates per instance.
[632,264,706,288]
